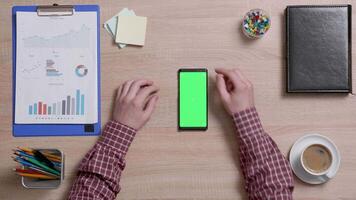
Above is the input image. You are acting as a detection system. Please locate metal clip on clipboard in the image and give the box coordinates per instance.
[37,4,74,16]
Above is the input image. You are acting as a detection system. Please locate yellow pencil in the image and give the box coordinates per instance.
[17,147,33,153]
[40,151,61,160]
[16,172,58,179]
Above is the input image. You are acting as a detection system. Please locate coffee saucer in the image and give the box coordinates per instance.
[289,134,341,184]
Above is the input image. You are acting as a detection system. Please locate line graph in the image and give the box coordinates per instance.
[23,25,91,48]
[21,64,41,74]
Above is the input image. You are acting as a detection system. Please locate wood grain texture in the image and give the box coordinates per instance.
[1,0,356,199]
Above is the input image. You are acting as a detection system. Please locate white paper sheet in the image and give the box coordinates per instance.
[15,12,98,124]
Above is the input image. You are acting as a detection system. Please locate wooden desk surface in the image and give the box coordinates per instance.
[1,0,356,199]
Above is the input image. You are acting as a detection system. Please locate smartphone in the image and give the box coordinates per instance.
[178,68,208,130]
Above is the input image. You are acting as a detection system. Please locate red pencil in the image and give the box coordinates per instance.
[13,168,59,178]
[13,168,42,175]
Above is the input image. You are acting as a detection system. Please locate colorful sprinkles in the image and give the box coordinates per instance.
[242,9,271,38]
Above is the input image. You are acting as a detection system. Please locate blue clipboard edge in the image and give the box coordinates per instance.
[12,5,101,137]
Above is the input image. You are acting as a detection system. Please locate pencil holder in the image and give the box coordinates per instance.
[19,149,65,189]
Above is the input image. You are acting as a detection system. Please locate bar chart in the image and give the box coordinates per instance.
[28,89,84,116]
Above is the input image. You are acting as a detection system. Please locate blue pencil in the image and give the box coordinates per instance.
[13,150,35,159]
[13,157,59,177]
[14,150,61,168]
[13,156,37,168]
[14,149,61,164]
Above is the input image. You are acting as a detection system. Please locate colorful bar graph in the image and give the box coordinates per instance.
[34,103,37,115]
[28,90,86,117]
[53,103,56,115]
[43,104,47,115]
[29,105,33,115]
[71,98,75,115]
[62,100,66,115]
[80,94,84,115]
[57,102,61,116]
[38,102,42,115]
[76,90,80,115]
[66,96,71,115]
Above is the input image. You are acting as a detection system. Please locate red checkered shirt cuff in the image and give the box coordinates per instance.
[97,120,137,156]
[232,107,264,138]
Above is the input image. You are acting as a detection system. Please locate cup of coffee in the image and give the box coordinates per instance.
[300,144,333,176]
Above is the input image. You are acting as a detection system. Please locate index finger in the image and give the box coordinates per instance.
[126,79,153,99]
[215,68,243,86]
[136,85,159,104]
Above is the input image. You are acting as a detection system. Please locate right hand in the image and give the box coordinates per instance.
[215,68,255,115]
[113,79,159,130]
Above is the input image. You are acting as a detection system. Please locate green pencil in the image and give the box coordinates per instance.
[26,166,60,178]
[20,156,60,176]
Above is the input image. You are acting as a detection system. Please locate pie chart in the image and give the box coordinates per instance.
[75,65,88,77]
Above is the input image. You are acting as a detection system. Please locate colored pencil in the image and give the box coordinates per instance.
[13,147,63,181]
[19,156,60,176]
[18,147,61,160]
[13,158,60,178]
[15,148,61,162]
[14,166,60,178]
[33,150,55,169]
[40,153,61,162]
[13,168,58,178]
[13,150,35,160]
[14,156,60,176]
[13,156,39,169]
[26,166,60,178]
[17,147,33,153]
[13,168,40,174]
[15,172,57,179]
[13,151,60,168]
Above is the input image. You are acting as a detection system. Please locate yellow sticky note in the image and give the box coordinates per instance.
[116,15,147,46]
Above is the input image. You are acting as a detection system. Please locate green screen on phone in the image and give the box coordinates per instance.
[179,70,207,129]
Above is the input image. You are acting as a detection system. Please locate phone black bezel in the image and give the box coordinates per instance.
[178,68,208,131]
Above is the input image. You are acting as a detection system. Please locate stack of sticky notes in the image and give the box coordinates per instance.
[104,8,147,48]
[12,147,62,180]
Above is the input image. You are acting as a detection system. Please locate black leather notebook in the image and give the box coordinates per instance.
[286,5,352,93]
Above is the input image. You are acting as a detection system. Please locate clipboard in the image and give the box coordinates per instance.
[12,4,101,137]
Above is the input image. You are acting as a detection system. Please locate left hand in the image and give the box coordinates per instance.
[113,79,159,130]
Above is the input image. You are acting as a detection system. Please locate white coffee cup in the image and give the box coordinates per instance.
[300,143,333,177]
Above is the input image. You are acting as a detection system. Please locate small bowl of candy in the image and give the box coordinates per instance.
[242,9,271,39]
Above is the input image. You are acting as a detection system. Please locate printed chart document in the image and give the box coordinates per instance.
[15,12,98,124]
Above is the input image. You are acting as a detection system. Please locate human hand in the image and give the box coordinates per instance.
[113,79,159,130]
[215,68,254,115]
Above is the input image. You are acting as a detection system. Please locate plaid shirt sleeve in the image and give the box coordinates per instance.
[233,107,294,200]
[67,120,137,200]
